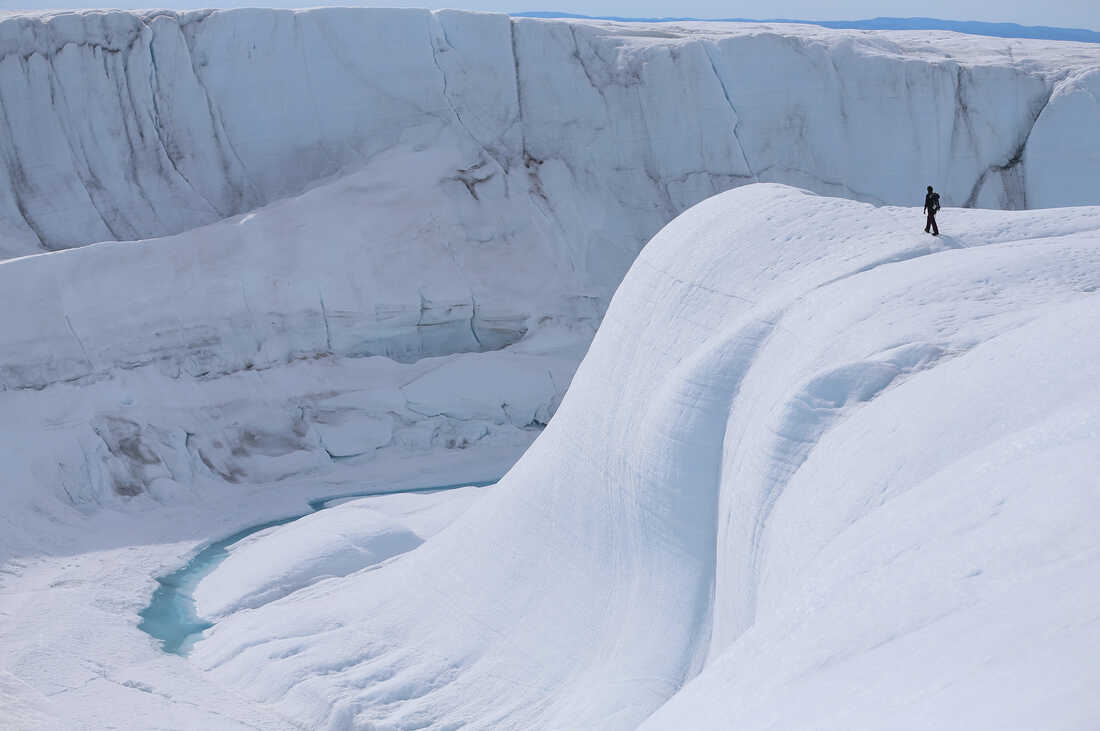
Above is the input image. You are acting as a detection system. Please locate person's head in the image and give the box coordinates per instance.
[927,185,934,192]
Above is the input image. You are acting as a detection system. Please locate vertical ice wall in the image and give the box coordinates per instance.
[0,9,1096,259]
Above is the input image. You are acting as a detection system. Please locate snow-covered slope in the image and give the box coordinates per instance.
[192,185,1100,729]
[1,9,1098,260]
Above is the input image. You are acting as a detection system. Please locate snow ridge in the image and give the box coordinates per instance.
[191,186,1100,729]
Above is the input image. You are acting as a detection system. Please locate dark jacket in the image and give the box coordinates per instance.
[924,192,940,214]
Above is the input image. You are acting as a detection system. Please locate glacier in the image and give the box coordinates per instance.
[0,10,1096,511]
[0,9,1098,730]
[1,9,1099,261]
[189,184,1100,729]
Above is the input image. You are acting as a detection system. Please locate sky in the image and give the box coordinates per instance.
[543,1,1100,30]
[1,0,1097,32]
[494,0,1100,30]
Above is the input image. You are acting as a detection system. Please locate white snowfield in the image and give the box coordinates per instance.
[0,8,1098,261]
[0,9,1098,728]
[184,185,1100,729]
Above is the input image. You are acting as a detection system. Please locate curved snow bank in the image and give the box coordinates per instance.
[0,9,1097,258]
[194,184,1100,729]
[194,487,486,620]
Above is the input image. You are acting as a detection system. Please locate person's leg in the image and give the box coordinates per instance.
[925,212,932,233]
[931,214,939,235]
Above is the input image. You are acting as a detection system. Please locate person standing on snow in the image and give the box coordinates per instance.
[924,185,941,236]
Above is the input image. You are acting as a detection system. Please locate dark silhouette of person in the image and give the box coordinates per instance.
[924,185,940,236]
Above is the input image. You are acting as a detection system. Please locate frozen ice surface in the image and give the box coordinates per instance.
[0,445,514,730]
[0,11,1095,514]
[0,8,1098,729]
[0,9,1097,259]
[136,483,489,656]
[194,486,488,621]
[184,185,1100,729]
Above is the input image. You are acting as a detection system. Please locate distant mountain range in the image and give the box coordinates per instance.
[512,13,1100,43]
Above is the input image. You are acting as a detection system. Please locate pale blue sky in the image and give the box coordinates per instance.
[325,0,1100,30]
[500,1,1100,30]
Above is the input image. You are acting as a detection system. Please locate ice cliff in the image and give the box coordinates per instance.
[3,9,1099,386]
[0,7,1098,550]
[193,184,1100,730]
[1,9,1098,261]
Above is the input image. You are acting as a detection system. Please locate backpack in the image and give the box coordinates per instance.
[931,192,941,213]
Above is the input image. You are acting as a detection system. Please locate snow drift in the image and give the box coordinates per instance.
[193,184,1100,729]
[0,9,1098,260]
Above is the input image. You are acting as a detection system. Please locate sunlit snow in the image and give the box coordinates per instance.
[0,9,1098,730]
